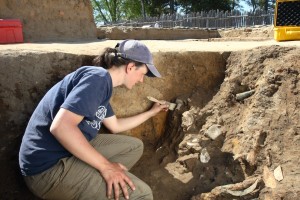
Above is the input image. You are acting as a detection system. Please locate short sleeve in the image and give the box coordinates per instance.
[106,103,114,118]
[61,74,111,118]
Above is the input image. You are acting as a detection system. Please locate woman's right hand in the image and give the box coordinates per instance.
[149,102,169,117]
[100,162,135,200]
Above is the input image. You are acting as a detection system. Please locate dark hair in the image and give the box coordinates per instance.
[93,47,144,69]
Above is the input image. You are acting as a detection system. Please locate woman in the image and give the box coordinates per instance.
[19,40,168,200]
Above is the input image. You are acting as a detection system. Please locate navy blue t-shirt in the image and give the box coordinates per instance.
[19,66,114,176]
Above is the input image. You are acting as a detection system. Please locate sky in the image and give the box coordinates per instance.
[240,2,252,12]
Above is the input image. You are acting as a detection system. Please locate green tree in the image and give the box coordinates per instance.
[244,0,275,12]
[91,0,182,23]
[178,0,232,13]
[144,0,181,17]
[230,0,241,10]
[259,0,276,12]
[122,0,143,20]
[90,0,244,24]
[91,0,143,24]
[146,0,170,17]
[91,0,121,23]
[244,0,259,12]
[140,0,146,19]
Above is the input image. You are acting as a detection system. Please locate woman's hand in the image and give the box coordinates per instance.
[149,102,169,117]
[100,162,135,200]
[103,102,169,134]
[51,109,134,199]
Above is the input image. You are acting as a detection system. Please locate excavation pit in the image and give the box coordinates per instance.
[0,41,299,200]
[0,48,227,199]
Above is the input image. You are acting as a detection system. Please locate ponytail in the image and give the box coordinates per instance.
[93,47,144,69]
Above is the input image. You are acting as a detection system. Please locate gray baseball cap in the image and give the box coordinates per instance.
[115,40,161,78]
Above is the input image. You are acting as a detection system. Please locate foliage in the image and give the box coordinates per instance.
[178,0,232,13]
[122,0,143,20]
[91,0,142,24]
[244,0,276,12]
[145,0,180,17]
[91,0,120,23]
[90,0,275,24]
[230,0,242,10]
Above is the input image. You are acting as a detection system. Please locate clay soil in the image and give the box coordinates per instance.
[1,28,300,200]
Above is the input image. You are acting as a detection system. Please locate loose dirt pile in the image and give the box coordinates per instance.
[97,26,273,41]
[0,0,96,42]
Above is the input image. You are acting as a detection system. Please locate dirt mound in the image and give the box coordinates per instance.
[0,0,96,42]
[132,45,300,200]
[97,26,273,41]
[216,26,274,41]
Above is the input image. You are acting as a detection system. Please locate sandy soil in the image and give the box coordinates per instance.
[1,39,300,55]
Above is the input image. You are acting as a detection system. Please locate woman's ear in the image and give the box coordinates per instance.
[125,62,135,74]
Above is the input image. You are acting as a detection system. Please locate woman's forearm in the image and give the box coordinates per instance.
[50,108,111,172]
[103,102,168,133]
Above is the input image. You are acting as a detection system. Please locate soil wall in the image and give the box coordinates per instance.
[0,50,227,142]
[0,0,97,42]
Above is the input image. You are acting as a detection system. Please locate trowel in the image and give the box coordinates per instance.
[147,96,177,110]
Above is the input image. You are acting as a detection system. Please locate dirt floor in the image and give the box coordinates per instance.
[1,27,300,200]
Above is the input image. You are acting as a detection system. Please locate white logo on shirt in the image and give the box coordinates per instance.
[85,106,107,130]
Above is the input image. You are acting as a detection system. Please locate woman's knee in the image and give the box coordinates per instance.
[130,137,144,155]
[131,178,153,200]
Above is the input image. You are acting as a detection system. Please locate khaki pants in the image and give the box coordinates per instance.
[24,134,153,200]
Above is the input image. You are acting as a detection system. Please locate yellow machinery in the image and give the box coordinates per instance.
[274,0,300,41]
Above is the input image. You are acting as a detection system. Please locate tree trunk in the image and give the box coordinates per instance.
[170,0,174,15]
[140,0,146,19]
[264,0,268,12]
